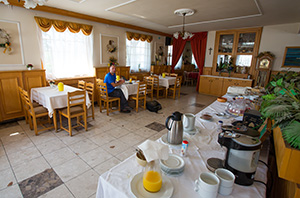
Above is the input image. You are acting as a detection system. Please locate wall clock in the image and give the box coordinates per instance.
[255,52,275,87]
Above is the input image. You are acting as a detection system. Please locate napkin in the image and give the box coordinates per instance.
[138,140,169,162]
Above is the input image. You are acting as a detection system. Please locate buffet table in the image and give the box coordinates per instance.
[96,97,268,198]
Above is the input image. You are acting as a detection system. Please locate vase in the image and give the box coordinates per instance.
[27,67,32,70]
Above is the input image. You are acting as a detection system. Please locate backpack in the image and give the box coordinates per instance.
[146,100,162,113]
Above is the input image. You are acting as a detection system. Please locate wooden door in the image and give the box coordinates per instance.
[0,71,24,121]
[199,76,211,94]
[210,77,223,96]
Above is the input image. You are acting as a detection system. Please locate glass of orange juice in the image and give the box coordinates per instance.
[143,160,162,192]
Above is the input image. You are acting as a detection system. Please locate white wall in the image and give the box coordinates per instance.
[0,5,165,71]
[204,23,300,72]
[259,23,300,71]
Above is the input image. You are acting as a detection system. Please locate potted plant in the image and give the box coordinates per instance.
[26,64,33,70]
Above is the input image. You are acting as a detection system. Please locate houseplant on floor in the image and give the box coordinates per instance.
[260,71,300,149]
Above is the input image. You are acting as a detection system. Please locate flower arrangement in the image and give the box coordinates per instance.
[26,64,33,70]
[108,56,118,66]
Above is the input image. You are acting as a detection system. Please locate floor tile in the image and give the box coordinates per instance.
[53,157,91,182]
[80,147,113,168]
[93,157,121,175]
[44,147,77,167]
[65,169,99,198]
[0,155,10,172]
[18,168,63,198]
[89,133,116,146]
[133,127,157,138]
[0,184,23,198]
[0,168,17,191]
[29,132,59,146]
[1,131,28,146]
[104,127,131,138]
[35,139,67,155]
[39,184,74,198]
[118,132,146,147]
[4,138,35,155]
[69,139,98,155]
[115,147,136,162]
[13,156,51,182]
[101,139,131,156]
[7,146,42,167]
[145,122,165,132]
[56,132,87,146]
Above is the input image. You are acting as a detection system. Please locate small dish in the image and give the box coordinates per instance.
[136,151,147,167]
[160,154,185,171]
[217,97,227,103]
[130,172,174,198]
[200,113,213,121]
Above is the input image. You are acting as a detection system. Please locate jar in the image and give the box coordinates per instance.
[58,82,64,91]
[143,160,162,192]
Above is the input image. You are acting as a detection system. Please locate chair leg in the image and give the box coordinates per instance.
[173,89,176,100]
[33,115,38,135]
[178,88,181,99]
[68,117,72,136]
[165,89,168,98]
[118,99,120,112]
[151,92,153,101]
[143,98,146,110]
[53,110,57,132]
[91,103,95,120]
[106,101,109,116]
[99,100,102,113]
[28,114,33,130]
[156,89,159,99]
[136,99,139,113]
[59,112,63,131]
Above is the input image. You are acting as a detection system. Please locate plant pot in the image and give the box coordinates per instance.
[27,67,33,70]
[273,126,300,184]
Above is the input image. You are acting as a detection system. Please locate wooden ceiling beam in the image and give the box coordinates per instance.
[5,0,172,37]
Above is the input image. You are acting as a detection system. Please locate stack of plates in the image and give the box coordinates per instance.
[160,154,185,176]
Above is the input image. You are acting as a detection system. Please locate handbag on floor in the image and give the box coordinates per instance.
[146,100,162,113]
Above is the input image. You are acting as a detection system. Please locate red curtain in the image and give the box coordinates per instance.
[171,32,207,91]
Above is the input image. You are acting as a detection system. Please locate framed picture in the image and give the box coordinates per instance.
[154,42,165,64]
[0,19,25,66]
[100,34,119,65]
[282,46,300,68]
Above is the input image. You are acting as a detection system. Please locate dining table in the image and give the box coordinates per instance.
[158,76,176,89]
[31,85,91,118]
[118,81,139,100]
[95,95,269,198]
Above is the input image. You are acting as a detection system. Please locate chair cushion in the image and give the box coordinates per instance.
[29,106,48,115]
[32,101,41,107]
[61,106,84,116]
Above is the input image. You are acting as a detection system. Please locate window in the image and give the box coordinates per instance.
[126,39,151,72]
[38,27,93,79]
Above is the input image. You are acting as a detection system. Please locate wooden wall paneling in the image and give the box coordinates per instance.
[23,70,46,93]
[203,67,212,75]
[95,67,109,80]
[0,71,24,121]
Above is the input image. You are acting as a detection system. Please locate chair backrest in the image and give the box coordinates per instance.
[22,89,34,113]
[86,82,94,102]
[98,81,109,100]
[78,80,86,90]
[170,73,178,77]
[153,76,160,87]
[145,76,154,90]
[175,76,182,88]
[96,78,103,86]
[67,90,86,113]
[129,75,138,80]
[164,73,170,76]
[137,82,147,96]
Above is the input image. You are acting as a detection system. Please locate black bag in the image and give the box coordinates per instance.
[146,100,162,113]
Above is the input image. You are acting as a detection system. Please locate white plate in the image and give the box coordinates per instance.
[160,154,185,171]
[130,172,174,198]
[184,126,199,135]
[160,134,187,149]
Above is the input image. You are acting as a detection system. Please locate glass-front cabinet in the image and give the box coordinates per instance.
[212,27,262,78]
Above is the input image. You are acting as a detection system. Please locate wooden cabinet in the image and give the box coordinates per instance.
[95,67,109,80]
[212,27,262,79]
[222,78,252,95]
[199,75,253,96]
[117,66,130,80]
[199,76,223,96]
[0,70,46,122]
[150,65,171,74]
[95,66,130,80]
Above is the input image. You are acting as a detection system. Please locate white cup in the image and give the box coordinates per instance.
[194,172,219,198]
[183,113,195,131]
[215,168,235,195]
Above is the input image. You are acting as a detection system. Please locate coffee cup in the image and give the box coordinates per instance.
[194,172,219,198]
[215,168,235,195]
[183,113,195,131]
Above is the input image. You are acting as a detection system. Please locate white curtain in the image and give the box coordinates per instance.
[126,39,151,72]
[37,27,93,79]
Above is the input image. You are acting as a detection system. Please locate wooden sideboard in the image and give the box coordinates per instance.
[95,66,130,80]
[150,65,171,75]
[0,70,46,122]
[199,75,253,96]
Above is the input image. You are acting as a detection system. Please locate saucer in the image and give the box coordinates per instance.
[200,115,213,121]
[130,172,174,198]
[160,134,188,149]
[184,127,199,135]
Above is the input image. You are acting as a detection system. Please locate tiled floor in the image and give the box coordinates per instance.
[0,86,216,198]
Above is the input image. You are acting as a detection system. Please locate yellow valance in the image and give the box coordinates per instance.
[126,31,153,43]
[34,16,93,36]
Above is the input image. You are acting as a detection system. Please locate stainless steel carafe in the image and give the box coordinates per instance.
[165,111,183,145]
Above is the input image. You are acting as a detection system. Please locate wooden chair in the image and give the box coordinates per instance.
[58,90,87,136]
[145,76,154,101]
[96,78,104,84]
[97,81,120,116]
[18,87,29,124]
[130,82,147,112]
[86,82,95,120]
[167,76,182,99]
[183,71,193,86]
[22,89,56,135]
[170,73,178,77]
[78,80,86,90]
[153,76,166,99]
[164,73,171,76]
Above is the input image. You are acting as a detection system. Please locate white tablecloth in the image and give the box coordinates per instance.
[31,85,91,117]
[96,99,268,198]
[119,82,139,100]
[159,76,176,89]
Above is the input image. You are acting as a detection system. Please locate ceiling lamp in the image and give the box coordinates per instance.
[0,0,48,9]
[173,8,195,40]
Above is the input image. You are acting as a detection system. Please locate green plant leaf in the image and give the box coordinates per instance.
[276,78,283,86]
[282,121,300,149]
[270,81,276,87]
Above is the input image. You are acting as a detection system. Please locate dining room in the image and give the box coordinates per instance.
[1,0,300,198]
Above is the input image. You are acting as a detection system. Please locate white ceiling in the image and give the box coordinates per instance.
[11,0,300,34]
